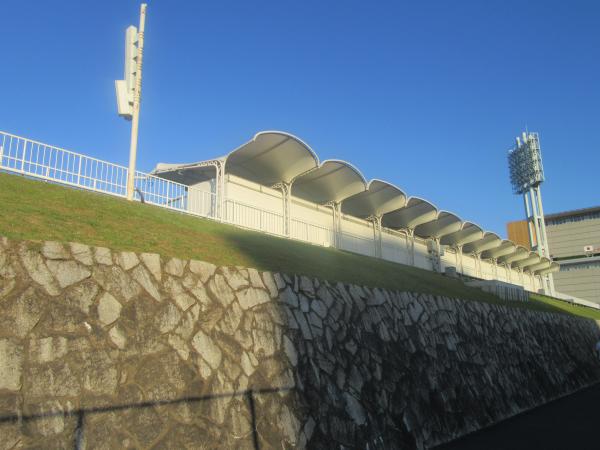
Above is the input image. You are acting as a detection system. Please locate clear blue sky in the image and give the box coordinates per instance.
[1,0,598,237]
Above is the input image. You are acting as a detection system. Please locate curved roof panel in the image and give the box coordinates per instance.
[414,211,462,239]
[381,197,438,230]
[537,262,560,275]
[341,179,407,218]
[292,160,367,204]
[225,131,319,185]
[526,258,552,274]
[462,232,502,254]
[512,252,542,269]
[498,246,530,265]
[481,240,516,260]
[441,222,484,247]
[151,161,221,185]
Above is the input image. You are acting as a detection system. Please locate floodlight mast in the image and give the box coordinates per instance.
[115,4,147,201]
[508,132,555,295]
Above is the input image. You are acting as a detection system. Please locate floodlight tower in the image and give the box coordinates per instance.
[508,132,555,295]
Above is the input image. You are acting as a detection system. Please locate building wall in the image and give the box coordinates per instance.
[546,218,600,259]
[553,264,600,304]
[1,238,598,449]
[545,212,600,304]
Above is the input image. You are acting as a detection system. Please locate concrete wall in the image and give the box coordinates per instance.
[1,237,599,449]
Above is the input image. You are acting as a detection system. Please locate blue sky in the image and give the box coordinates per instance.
[1,0,598,237]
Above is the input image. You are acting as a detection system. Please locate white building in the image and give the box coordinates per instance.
[152,131,558,294]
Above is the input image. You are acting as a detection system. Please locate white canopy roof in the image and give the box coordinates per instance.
[415,211,462,239]
[341,179,407,218]
[463,232,502,254]
[498,246,530,265]
[225,131,319,185]
[381,197,438,230]
[292,160,367,204]
[513,253,542,270]
[481,240,517,260]
[440,222,484,247]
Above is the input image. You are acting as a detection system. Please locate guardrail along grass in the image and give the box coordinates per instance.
[2,172,598,319]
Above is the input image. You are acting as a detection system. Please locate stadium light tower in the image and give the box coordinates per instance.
[508,131,555,294]
[115,4,147,201]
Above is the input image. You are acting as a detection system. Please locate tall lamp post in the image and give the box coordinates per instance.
[115,4,147,201]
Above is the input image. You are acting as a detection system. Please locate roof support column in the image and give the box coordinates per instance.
[325,201,342,248]
[492,258,498,280]
[431,238,442,273]
[475,253,482,278]
[217,161,225,222]
[368,215,383,258]
[456,245,464,274]
[274,182,292,237]
[408,228,416,266]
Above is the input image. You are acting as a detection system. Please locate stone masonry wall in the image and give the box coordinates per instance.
[1,236,600,449]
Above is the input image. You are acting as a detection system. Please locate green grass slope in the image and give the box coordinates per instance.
[1,172,599,319]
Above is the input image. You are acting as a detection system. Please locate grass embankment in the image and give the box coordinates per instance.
[1,172,598,319]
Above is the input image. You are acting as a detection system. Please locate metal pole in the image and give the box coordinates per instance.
[126,4,147,201]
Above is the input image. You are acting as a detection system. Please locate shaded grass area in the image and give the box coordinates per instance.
[529,293,600,320]
[0,171,596,319]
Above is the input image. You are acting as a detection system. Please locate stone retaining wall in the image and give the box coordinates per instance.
[1,237,599,449]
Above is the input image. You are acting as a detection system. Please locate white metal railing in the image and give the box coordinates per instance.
[0,131,217,220]
[224,199,284,236]
[1,131,128,196]
[291,217,334,246]
[340,231,376,257]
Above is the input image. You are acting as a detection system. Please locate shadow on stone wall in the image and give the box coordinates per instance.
[0,387,292,450]
[1,236,600,449]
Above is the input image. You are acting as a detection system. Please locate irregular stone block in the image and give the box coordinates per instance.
[42,241,70,260]
[140,252,162,281]
[131,264,161,301]
[165,257,185,277]
[70,242,93,265]
[46,259,91,288]
[0,339,23,391]
[189,259,216,283]
[97,292,122,326]
[29,336,68,364]
[221,267,249,290]
[247,268,265,289]
[19,246,60,295]
[109,325,127,349]
[207,274,235,307]
[237,287,270,310]
[93,246,113,265]
[192,330,222,370]
[116,251,139,271]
